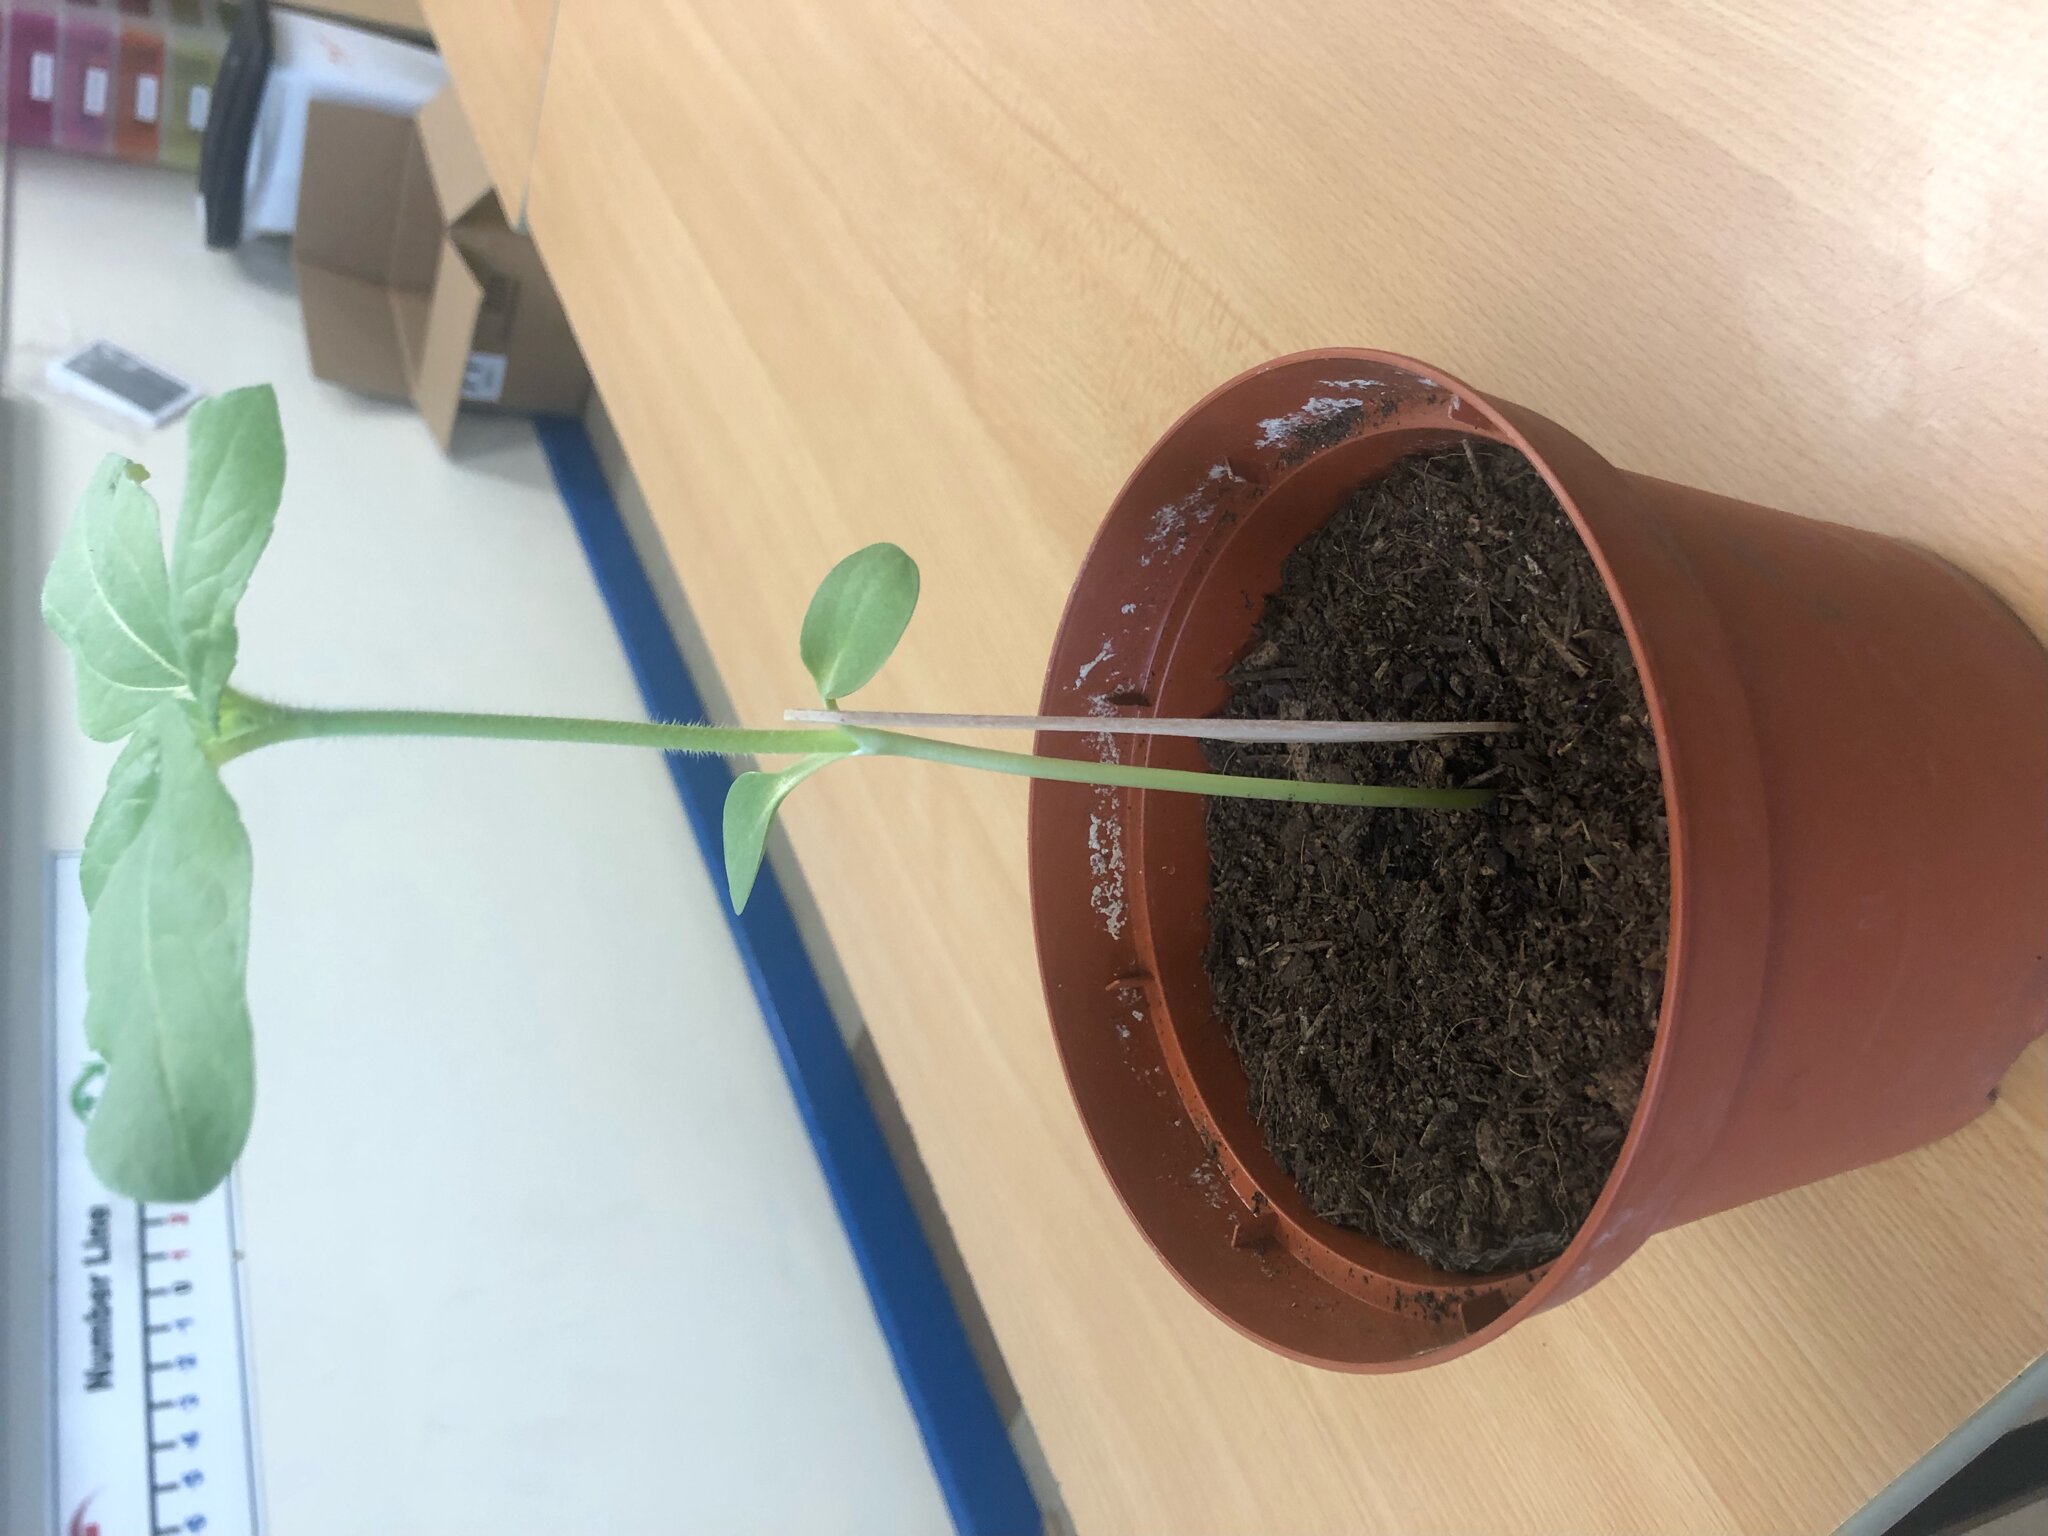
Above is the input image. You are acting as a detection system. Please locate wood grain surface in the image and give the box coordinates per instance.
[420,0,558,220]
[491,2,2043,1529]
[289,0,429,35]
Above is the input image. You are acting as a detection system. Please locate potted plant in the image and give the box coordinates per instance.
[44,385,1489,1205]
[1028,349,2048,1369]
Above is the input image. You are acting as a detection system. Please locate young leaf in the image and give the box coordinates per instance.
[70,1059,107,1121]
[80,729,164,911]
[41,456,193,741]
[81,706,255,1203]
[722,754,842,913]
[170,386,286,728]
[798,543,919,705]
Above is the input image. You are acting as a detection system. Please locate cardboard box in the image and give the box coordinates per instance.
[293,88,587,448]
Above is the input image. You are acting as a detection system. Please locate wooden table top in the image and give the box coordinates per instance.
[441,3,2048,1529]
[419,0,556,222]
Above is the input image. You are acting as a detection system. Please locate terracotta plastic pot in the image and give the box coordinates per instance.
[1028,350,2048,1370]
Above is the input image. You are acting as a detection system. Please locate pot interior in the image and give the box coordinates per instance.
[1129,423,1559,1310]
[1033,354,1559,1366]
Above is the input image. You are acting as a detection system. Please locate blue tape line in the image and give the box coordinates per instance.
[534,417,1040,1536]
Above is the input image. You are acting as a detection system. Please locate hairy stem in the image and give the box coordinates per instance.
[854,728,1492,810]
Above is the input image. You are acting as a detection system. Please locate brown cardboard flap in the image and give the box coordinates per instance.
[413,237,486,449]
[416,86,498,226]
[296,101,422,284]
[297,266,411,400]
[385,131,444,295]
[446,223,591,415]
[390,288,433,388]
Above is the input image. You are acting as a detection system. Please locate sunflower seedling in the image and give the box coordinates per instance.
[44,385,1498,1204]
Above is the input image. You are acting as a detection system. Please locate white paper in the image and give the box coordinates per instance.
[83,66,110,119]
[235,11,448,240]
[50,856,261,1536]
[461,351,509,403]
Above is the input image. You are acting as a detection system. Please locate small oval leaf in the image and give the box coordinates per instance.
[798,544,919,704]
[41,456,193,741]
[82,705,255,1203]
[722,754,842,913]
[172,385,287,729]
[70,1059,107,1121]
[80,729,164,912]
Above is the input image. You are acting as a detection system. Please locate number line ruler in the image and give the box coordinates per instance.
[50,854,263,1536]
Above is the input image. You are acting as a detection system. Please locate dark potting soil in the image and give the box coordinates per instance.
[1202,441,1669,1273]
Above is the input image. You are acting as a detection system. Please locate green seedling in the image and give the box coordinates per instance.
[44,385,1493,1205]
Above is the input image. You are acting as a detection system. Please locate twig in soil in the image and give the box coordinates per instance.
[1462,436,1487,493]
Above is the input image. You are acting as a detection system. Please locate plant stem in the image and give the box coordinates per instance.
[211,703,847,764]
[852,728,1492,810]
[215,701,1492,810]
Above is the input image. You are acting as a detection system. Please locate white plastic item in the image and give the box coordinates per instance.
[45,340,202,430]
[237,10,447,240]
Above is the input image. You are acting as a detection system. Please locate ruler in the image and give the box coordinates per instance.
[49,854,262,1536]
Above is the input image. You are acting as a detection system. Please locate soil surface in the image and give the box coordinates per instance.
[1203,441,1669,1273]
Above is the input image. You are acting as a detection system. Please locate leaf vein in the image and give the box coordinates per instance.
[83,534,185,683]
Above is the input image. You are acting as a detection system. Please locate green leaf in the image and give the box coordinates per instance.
[80,729,164,911]
[41,456,193,741]
[71,1060,106,1121]
[81,706,255,1203]
[722,754,842,913]
[798,544,919,705]
[170,386,286,728]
